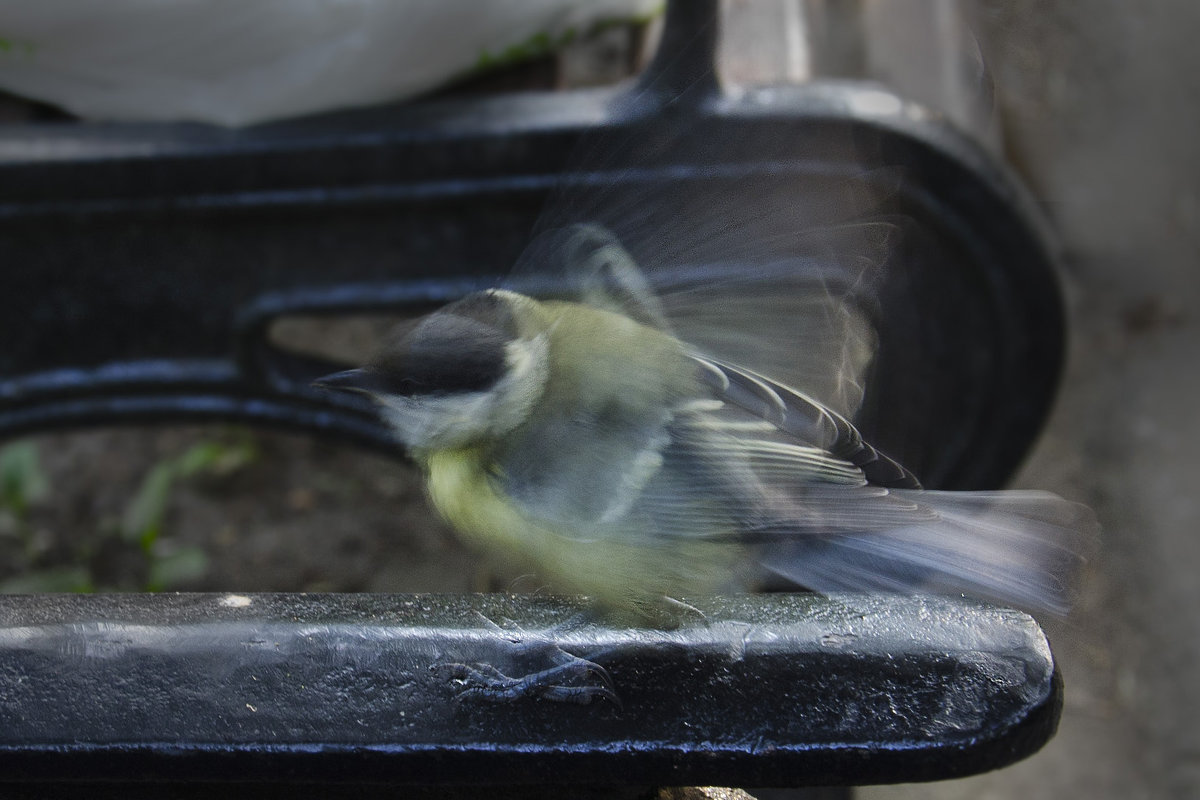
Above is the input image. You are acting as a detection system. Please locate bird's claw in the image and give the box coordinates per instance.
[434,658,620,706]
[431,612,621,707]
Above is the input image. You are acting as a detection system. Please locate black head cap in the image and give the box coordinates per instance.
[367,291,519,397]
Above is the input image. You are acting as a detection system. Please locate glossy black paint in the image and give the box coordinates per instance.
[0,592,1061,790]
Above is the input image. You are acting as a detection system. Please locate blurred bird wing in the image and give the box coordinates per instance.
[492,399,676,533]
[507,218,891,420]
[656,220,890,420]
[507,223,672,331]
[496,222,915,537]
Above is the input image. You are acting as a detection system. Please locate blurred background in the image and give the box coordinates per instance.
[1,1,1197,797]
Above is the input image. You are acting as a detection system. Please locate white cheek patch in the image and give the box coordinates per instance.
[490,333,549,435]
[377,392,494,449]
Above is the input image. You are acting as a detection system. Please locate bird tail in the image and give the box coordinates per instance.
[758,490,1098,615]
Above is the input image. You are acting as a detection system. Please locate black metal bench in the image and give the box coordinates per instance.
[0,1,1066,795]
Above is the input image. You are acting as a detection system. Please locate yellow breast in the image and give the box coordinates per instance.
[420,447,739,622]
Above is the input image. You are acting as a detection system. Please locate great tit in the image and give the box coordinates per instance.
[315,224,1093,623]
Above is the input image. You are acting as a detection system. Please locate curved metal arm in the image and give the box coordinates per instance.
[0,592,1061,789]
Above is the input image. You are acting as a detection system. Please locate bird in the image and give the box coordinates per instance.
[313,223,1095,626]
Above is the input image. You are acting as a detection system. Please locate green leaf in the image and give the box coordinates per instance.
[146,545,208,591]
[174,438,257,478]
[174,442,225,476]
[0,441,49,517]
[120,462,175,547]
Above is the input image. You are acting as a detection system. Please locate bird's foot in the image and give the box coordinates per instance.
[432,611,621,707]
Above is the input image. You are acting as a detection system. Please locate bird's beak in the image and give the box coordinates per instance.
[311,368,383,396]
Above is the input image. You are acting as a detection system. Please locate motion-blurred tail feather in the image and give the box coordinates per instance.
[761,490,1098,615]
